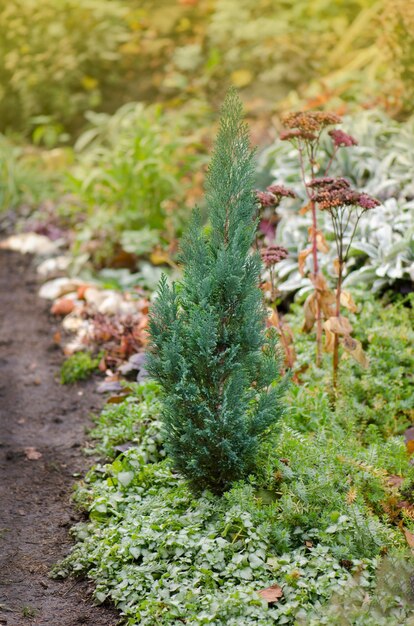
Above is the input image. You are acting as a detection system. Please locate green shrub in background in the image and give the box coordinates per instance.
[66,101,208,265]
[148,91,287,494]
[1,0,413,137]
[0,135,58,212]
[0,0,128,135]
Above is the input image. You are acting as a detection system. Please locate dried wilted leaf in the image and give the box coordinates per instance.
[299,201,312,215]
[341,335,369,368]
[257,584,283,604]
[267,308,280,327]
[346,486,357,504]
[333,258,341,276]
[51,297,75,316]
[302,293,317,332]
[403,528,414,549]
[340,290,358,313]
[298,247,312,276]
[311,272,329,292]
[406,440,414,455]
[324,327,335,352]
[308,227,329,253]
[387,475,404,490]
[324,316,353,336]
[319,289,336,318]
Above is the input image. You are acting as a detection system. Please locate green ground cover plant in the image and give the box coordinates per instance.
[56,98,414,625]
[56,291,414,623]
[60,351,101,384]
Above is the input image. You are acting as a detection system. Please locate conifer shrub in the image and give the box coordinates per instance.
[147,90,287,494]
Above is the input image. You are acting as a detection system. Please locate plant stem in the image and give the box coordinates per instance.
[333,258,343,393]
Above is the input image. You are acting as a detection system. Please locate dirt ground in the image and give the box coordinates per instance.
[0,250,118,626]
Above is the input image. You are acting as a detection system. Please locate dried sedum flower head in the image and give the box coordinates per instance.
[261,245,289,267]
[280,129,317,142]
[307,177,350,190]
[328,129,358,148]
[282,111,342,133]
[256,191,276,207]
[256,185,296,209]
[266,184,296,199]
[357,193,381,210]
[312,178,380,212]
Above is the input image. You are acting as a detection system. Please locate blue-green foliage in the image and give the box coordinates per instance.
[147,90,287,493]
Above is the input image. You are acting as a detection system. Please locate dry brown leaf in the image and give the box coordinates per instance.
[51,297,75,316]
[324,316,353,336]
[298,247,312,276]
[267,308,280,327]
[302,293,317,332]
[311,273,329,292]
[299,201,312,215]
[403,528,414,549]
[341,335,369,368]
[324,327,336,352]
[340,290,358,313]
[346,486,357,504]
[319,289,336,318]
[24,447,42,461]
[387,475,404,490]
[406,440,414,455]
[257,584,283,604]
[333,258,341,276]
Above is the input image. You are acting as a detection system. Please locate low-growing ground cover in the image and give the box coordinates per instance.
[55,292,414,625]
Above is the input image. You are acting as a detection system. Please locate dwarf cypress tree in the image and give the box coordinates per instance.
[147,90,287,494]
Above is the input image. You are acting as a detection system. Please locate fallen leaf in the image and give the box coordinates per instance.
[257,584,283,604]
[24,447,42,461]
[406,440,414,455]
[403,528,414,549]
[51,297,75,316]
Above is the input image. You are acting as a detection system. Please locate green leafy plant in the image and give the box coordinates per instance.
[67,102,206,266]
[147,90,287,494]
[60,351,101,384]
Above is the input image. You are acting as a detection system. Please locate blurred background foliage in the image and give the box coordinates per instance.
[0,0,413,290]
[0,0,413,139]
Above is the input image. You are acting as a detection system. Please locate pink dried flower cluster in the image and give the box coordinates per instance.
[261,245,289,267]
[267,184,297,199]
[311,178,380,212]
[328,129,358,148]
[256,184,296,208]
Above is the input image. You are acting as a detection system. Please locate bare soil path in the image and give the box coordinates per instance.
[0,250,118,626]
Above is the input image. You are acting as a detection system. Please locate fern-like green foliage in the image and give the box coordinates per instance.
[147,90,287,494]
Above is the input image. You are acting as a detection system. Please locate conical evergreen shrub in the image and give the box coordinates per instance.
[147,90,287,494]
